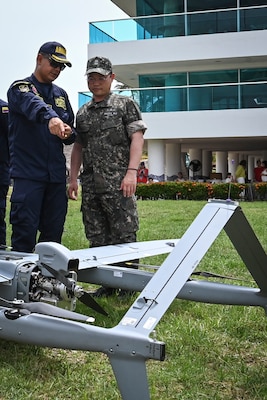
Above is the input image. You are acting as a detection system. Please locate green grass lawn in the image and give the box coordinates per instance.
[1,198,267,399]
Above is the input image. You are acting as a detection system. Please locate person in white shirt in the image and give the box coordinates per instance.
[261,160,267,182]
[225,172,233,183]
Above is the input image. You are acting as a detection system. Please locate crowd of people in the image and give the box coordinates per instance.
[233,159,267,184]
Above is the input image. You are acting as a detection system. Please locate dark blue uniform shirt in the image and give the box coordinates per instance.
[7,74,75,183]
[0,99,10,185]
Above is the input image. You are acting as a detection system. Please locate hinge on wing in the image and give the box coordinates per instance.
[133,296,158,310]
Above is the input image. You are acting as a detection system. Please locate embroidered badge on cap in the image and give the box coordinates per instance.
[55,46,67,56]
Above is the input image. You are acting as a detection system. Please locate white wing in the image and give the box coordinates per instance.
[70,239,179,270]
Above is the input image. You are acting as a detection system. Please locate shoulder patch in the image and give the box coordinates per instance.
[1,106,8,114]
[12,80,30,87]
[18,84,30,93]
[12,80,31,92]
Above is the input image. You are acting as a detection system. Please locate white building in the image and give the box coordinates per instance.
[80,0,267,182]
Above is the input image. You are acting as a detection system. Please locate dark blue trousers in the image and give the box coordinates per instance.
[0,184,9,246]
[10,179,67,252]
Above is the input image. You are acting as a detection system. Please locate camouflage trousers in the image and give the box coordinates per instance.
[81,190,139,248]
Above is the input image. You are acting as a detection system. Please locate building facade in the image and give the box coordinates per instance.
[80,0,267,181]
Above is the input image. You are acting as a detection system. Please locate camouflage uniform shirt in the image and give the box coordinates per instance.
[76,92,146,193]
[75,92,147,246]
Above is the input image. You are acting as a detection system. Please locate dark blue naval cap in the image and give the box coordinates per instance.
[38,41,72,67]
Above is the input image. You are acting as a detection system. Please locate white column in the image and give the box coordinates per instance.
[147,140,165,181]
[247,155,254,181]
[202,150,212,179]
[166,143,181,180]
[228,152,239,177]
[216,151,228,181]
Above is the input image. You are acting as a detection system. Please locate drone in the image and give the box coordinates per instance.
[0,199,266,400]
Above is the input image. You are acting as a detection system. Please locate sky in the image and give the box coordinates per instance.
[0,0,126,113]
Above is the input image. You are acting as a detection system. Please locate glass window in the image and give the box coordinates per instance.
[139,75,163,88]
[189,70,237,85]
[241,83,267,108]
[78,92,92,107]
[158,15,185,37]
[240,0,267,6]
[165,88,187,111]
[139,73,187,88]
[89,24,116,44]
[189,85,238,110]
[137,14,185,39]
[240,68,267,82]
[189,87,212,110]
[136,0,184,16]
[139,87,187,112]
[139,89,165,112]
[187,0,236,12]
[212,86,238,109]
[240,8,267,31]
[188,10,236,35]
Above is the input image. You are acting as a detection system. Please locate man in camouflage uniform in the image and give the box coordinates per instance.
[68,56,146,297]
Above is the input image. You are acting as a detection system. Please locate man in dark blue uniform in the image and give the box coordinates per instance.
[0,99,10,247]
[7,41,75,252]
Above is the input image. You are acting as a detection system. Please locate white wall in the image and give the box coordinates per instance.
[142,108,267,140]
[88,30,267,81]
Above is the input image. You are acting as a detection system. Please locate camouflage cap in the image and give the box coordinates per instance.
[86,56,112,76]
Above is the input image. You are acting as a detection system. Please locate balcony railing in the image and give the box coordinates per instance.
[79,82,267,112]
[89,6,267,43]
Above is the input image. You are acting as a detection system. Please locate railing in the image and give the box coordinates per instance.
[79,82,267,111]
[89,5,267,44]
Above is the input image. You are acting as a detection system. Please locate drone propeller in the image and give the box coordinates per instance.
[0,297,95,323]
[40,262,108,316]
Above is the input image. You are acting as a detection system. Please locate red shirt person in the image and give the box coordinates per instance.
[254,159,264,182]
[137,161,148,183]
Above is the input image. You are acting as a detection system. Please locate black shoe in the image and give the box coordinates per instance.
[92,286,116,298]
[118,289,136,298]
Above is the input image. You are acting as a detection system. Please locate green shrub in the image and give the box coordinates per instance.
[254,182,267,198]
[136,181,264,201]
[212,182,243,200]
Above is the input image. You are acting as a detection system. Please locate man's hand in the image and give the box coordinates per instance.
[120,169,137,197]
[48,117,72,139]
[68,180,79,200]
